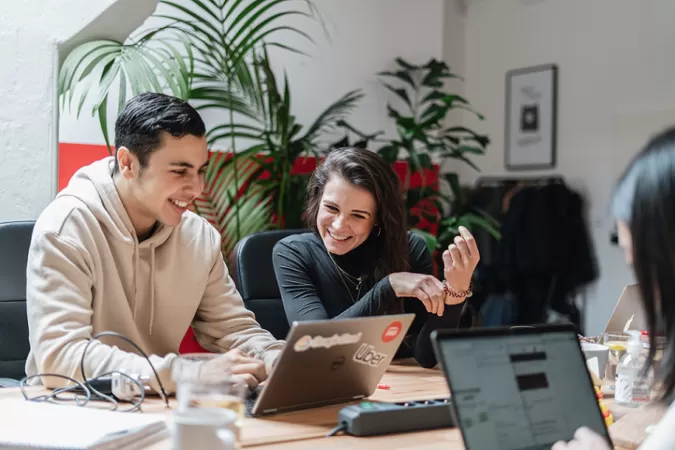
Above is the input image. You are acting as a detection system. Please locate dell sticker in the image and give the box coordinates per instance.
[381,321,403,343]
[353,343,388,367]
[293,332,362,352]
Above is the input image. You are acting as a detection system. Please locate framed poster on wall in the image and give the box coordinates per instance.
[505,64,557,170]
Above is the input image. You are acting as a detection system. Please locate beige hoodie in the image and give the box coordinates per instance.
[25,157,283,393]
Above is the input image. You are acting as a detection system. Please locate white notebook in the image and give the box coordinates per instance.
[0,398,168,449]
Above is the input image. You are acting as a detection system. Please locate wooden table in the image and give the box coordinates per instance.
[0,363,457,449]
[0,363,657,449]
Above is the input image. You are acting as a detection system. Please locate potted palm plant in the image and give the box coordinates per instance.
[333,57,500,255]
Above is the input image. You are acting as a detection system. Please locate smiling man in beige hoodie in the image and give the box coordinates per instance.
[25,93,283,394]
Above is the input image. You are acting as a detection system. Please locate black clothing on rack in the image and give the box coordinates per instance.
[468,177,597,330]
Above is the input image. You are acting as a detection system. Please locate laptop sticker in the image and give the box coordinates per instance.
[353,343,388,367]
[382,321,403,343]
[293,332,362,352]
[330,356,346,371]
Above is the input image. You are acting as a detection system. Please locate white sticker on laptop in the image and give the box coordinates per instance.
[293,332,362,352]
[353,343,388,367]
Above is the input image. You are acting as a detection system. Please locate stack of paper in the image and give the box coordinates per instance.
[0,398,168,449]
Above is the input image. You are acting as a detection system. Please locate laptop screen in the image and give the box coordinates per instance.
[436,329,610,450]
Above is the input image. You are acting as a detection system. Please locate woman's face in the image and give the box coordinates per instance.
[617,220,634,265]
[316,175,377,255]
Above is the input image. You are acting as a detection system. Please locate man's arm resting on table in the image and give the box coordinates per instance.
[190,231,284,376]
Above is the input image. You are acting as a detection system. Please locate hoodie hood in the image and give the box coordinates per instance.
[57,156,174,334]
[57,156,173,247]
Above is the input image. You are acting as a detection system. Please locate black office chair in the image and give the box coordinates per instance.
[0,221,34,387]
[230,229,306,340]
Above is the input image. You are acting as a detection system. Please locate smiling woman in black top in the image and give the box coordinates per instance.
[272,147,480,368]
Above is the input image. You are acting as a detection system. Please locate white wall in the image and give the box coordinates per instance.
[459,0,675,334]
[0,0,158,221]
[59,0,446,149]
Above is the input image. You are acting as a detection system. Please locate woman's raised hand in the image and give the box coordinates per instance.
[442,226,480,305]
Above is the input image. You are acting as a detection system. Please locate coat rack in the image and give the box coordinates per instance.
[475,175,565,188]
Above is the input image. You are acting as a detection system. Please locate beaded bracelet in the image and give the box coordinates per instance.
[443,280,473,298]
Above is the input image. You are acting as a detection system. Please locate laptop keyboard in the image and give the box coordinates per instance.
[244,385,263,417]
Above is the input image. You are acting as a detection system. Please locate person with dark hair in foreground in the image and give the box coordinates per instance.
[554,127,675,449]
[272,147,479,368]
[25,93,282,394]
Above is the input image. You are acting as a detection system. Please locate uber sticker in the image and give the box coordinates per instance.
[293,332,362,352]
[353,343,388,367]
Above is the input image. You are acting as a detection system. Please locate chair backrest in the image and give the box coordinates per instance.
[0,221,34,379]
[230,229,306,340]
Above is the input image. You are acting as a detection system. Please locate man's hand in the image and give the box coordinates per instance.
[202,348,267,390]
[223,349,267,390]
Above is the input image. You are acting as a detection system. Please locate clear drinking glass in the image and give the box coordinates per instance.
[172,353,248,439]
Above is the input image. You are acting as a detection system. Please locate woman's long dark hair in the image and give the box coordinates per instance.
[304,147,409,282]
[612,126,675,403]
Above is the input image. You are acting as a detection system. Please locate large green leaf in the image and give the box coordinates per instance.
[59,38,191,149]
[193,151,272,255]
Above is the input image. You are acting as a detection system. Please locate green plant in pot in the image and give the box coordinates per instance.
[204,48,363,237]
[334,57,500,255]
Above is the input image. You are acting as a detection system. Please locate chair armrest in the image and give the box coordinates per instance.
[0,378,20,388]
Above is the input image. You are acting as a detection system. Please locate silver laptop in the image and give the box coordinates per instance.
[431,324,612,450]
[249,313,415,416]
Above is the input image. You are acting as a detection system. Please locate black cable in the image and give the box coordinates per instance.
[81,331,170,408]
[20,374,91,406]
[326,423,348,437]
[19,331,168,412]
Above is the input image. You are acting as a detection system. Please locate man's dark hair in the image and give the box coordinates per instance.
[113,93,206,173]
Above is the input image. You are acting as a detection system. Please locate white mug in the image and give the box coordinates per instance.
[171,407,237,450]
[581,342,610,379]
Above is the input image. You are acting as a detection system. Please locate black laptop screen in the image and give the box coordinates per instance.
[437,330,609,450]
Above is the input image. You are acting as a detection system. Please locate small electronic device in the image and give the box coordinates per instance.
[335,398,454,436]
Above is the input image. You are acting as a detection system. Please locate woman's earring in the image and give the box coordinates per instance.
[374,226,382,237]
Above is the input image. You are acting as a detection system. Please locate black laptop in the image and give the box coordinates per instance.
[431,324,613,450]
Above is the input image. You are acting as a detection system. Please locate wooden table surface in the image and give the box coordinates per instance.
[0,362,660,449]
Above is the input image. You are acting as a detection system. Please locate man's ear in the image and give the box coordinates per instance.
[116,147,137,180]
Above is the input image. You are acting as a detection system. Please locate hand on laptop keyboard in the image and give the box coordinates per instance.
[208,349,267,390]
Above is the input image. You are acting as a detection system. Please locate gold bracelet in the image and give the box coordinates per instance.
[443,280,473,298]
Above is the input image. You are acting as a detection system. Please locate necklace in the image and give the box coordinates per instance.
[327,252,364,303]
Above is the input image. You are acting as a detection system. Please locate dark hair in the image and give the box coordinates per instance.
[611,126,675,403]
[304,147,409,281]
[113,93,206,173]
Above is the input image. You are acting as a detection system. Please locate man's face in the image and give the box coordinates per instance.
[119,133,209,234]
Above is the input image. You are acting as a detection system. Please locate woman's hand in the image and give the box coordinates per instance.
[389,272,446,316]
[551,427,611,450]
[442,226,480,305]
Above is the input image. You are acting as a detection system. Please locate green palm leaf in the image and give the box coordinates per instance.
[59,38,192,153]
[192,151,272,255]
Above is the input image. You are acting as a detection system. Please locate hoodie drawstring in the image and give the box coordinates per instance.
[148,244,156,335]
[132,243,139,321]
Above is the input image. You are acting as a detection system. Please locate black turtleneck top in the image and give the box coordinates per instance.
[271,231,465,368]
